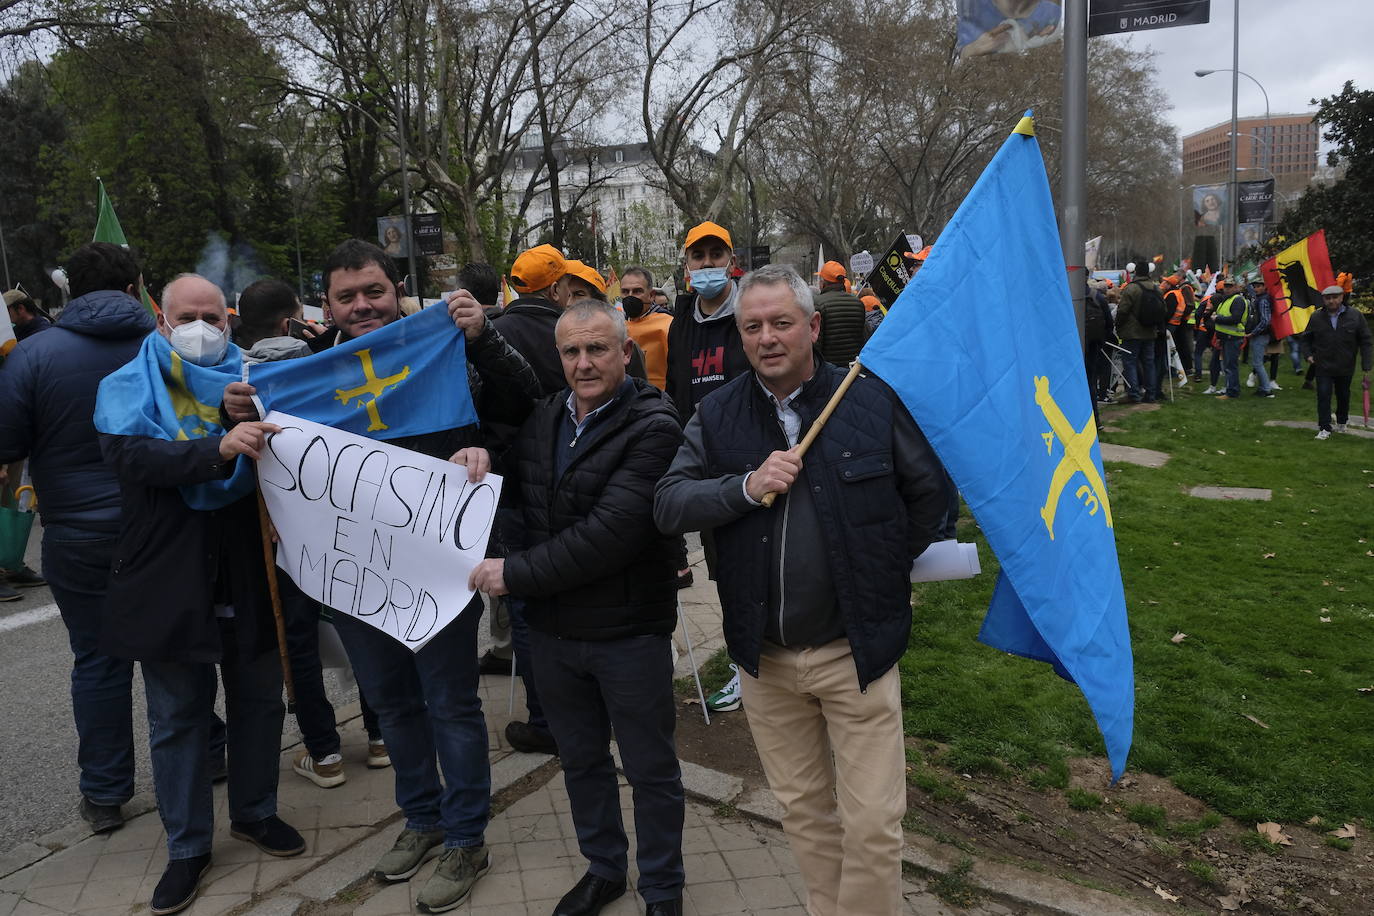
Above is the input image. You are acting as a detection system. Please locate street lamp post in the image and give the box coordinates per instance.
[1196,41,1272,263]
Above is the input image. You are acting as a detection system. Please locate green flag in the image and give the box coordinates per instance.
[91,179,157,314]
[93,179,129,246]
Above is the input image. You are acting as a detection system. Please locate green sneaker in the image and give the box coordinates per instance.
[706,664,742,712]
[416,845,490,913]
[373,827,444,882]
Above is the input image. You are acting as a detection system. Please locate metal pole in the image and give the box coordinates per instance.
[0,208,11,289]
[393,26,419,297]
[1227,0,1239,264]
[1061,0,1087,349]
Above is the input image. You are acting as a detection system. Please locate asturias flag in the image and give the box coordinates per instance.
[859,112,1135,779]
[1262,230,1335,340]
[94,333,255,510]
[248,303,477,440]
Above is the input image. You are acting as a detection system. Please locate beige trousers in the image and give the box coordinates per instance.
[739,638,906,916]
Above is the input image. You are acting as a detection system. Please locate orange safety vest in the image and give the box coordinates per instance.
[1165,289,1186,326]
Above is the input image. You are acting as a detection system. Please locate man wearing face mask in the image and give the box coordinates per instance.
[95,273,303,915]
[665,222,751,424]
[621,266,672,391]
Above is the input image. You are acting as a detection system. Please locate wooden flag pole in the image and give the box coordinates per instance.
[760,360,864,507]
[257,490,296,712]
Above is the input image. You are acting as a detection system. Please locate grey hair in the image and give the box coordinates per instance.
[556,299,628,345]
[622,265,654,290]
[737,264,815,318]
[162,272,227,311]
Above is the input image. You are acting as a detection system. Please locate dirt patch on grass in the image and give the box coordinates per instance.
[902,750,1371,914]
[671,684,1372,915]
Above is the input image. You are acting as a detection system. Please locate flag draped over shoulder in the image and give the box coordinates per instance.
[1263,230,1335,340]
[94,333,255,510]
[248,303,477,439]
[859,112,1135,780]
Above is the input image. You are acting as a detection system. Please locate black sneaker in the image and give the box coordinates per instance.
[676,569,694,590]
[477,650,513,676]
[0,582,19,602]
[505,720,558,755]
[80,797,124,833]
[229,815,306,857]
[150,854,211,915]
[2,565,45,587]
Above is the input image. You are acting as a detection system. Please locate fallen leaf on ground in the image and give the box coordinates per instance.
[1170,632,1187,644]
[1217,450,1227,455]
[1306,816,1323,826]
[1330,823,1358,838]
[1217,895,1242,911]
[1153,885,1180,902]
[1256,822,1292,845]
[683,698,701,706]
[1320,616,1332,623]
[1242,714,1270,729]
[1322,580,1331,585]
[1262,552,1276,559]
[1358,686,1374,694]
[1299,669,1313,674]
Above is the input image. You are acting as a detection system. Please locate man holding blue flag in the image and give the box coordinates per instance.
[94,273,303,916]
[225,239,540,913]
[654,264,948,916]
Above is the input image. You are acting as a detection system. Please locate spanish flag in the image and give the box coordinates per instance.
[1263,230,1335,340]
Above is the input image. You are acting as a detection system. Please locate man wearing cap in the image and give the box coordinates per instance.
[4,289,53,341]
[665,222,751,424]
[621,266,673,390]
[1209,276,1249,400]
[1245,278,1276,398]
[493,244,573,393]
[1307,284,1372,439]
[903,245,931,280]
[813,262,867,367]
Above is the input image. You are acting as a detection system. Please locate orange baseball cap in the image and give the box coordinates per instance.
[903,244,933,262]
[816,261,847,283]
[683,221,732,252]
[564,259,607,294]
[510,244,567,294]
[860,294,881,312]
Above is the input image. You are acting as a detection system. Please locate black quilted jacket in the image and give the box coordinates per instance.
[503,378,684,639]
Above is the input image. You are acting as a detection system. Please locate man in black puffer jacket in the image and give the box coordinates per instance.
[471,300,687,916]
[0,242,155,835]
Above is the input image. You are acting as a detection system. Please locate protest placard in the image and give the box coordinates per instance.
[257,411,501,651]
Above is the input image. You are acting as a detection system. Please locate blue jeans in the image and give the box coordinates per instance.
[531,630,684,903]
[1121,338,1156,402]
[284,583,381,756]
[1220,335,1244,396]
[1248,333,1273,393]
[334,601,489,848]
[42,526,135,807]
[143,640,284,859]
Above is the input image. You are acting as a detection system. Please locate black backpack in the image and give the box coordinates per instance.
[1133,280,1168,327]
[1084,291,1107,342]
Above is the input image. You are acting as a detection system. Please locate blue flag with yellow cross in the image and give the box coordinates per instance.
[247,302,477,440]
[94,333,255,510]
[859,112,1135,779]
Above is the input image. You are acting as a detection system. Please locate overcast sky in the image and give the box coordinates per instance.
[1101,0,1373,139]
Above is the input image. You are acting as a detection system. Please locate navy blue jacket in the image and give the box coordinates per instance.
[0,290,156,533]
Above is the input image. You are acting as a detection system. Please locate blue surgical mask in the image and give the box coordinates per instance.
[689,267,729,300]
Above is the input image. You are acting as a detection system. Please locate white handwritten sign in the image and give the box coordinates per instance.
[257,411,501,651]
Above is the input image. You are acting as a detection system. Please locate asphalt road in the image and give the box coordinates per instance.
[0,522,368,852]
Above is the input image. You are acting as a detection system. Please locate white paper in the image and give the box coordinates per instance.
[258,411,502,651]
[910,539,981,583]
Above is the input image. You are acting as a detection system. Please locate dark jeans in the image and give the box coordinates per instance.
[1121,338,1156,402]
[530,630,685,903]
[143,639,284,859]
[1151,333,1168,399]
[1316,374,1353,430]
[284,582,380,757]
[334,602,489,848]
[1220,335,1244,396]
[42,526,135,806]
[1169,325,1194,376]
[1193,331,1212,378]
[506,596,547,729]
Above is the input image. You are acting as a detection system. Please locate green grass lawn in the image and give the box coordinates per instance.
[900,371,1374,825]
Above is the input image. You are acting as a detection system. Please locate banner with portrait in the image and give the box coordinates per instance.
[1193,185,1226,228]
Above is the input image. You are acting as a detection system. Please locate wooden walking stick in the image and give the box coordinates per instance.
[257,489,296,712]
[760,360,865,507]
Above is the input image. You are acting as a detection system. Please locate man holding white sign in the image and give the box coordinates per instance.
[228,240,539,913]
[471,301,687,916]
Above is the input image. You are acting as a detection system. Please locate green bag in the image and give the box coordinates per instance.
[0,505,35,570]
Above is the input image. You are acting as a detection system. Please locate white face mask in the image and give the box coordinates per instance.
[167,319,228,366]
